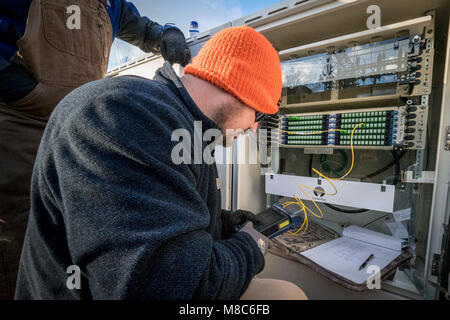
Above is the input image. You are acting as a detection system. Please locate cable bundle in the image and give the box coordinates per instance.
[282,123,365,234]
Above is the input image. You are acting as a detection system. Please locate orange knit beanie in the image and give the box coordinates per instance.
[184,26,282,114]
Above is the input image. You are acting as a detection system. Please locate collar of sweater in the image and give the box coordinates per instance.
[154,62,219,134]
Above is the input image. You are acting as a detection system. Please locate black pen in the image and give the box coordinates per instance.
[359,254,374,271]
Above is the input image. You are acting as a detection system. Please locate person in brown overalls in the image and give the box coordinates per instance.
[0,0,191,299]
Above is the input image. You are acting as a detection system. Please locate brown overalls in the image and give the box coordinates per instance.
[0,0,112,299]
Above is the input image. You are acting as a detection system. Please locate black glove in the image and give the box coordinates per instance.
[0,62,37,102]
[221,209,258,238]
[160,25,191,66]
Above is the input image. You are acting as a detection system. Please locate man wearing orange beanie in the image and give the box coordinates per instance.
[15,26,307,300]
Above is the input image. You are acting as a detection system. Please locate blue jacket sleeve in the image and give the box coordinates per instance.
[0,56,10,72]
[46,77,264,299]
[116,1,163,53]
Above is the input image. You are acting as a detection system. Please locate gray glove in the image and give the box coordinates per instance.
[239,221,271,256]
[160,25,191,66]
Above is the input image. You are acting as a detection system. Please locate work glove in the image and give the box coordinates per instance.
[160,25,191,66]
[239,221,271,256]
[221,209,259,239]
[0,62,37,102]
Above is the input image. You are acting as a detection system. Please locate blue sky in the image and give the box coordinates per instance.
[108,0,281,69]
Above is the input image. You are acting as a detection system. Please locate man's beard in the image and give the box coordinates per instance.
[211,105,245,147]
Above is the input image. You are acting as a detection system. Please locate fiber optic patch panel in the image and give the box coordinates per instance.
[279,99,427,150]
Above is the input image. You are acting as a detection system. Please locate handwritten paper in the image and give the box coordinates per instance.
[301,226,405,285]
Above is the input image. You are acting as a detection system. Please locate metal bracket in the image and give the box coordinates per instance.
[412,149,425,179]
[404,170,435,184]
[431,253,441,276]
[304,147,334,155]
[445,126,450,151]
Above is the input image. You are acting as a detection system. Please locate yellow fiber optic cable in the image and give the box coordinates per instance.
[282,123,365,234]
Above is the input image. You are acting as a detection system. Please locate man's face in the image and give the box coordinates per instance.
[213,97,260,146]
[223,103,259,132]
